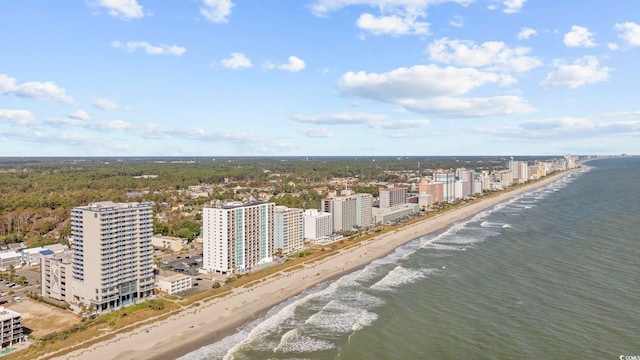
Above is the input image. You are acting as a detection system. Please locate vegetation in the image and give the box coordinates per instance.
[0,156,528,247]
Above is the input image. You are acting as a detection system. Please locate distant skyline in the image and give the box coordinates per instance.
[1,0,639,156]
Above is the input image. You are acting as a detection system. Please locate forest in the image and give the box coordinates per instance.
[0,156,537,247]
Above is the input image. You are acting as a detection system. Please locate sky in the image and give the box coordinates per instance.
[1,0,639,157]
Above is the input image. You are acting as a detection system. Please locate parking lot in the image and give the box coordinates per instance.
[163,254,203,276]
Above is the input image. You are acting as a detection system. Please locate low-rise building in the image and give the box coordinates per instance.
[151,235,184,252]
[372,204,420,224]
[0,252,21,271]
[0,307,24,347]
[21,247,47,266]
[156,274,192,295]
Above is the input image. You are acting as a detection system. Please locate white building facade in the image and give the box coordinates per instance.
[156,274,192,295]
[0,307,24,347]
[303,209,332,241]
[202,202,275,274]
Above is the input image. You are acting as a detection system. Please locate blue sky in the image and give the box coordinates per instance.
[1,0,639,157]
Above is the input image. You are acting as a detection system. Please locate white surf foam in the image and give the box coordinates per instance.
[274,328,335,353]
[305,300,378,334]
[370,266,439,291]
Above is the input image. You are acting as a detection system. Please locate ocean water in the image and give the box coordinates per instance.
[179,157,640,360]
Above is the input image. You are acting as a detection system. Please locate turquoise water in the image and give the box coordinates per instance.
[180,157,640,359]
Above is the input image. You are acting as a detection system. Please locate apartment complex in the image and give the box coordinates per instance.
[303,209,332,241]
[433,172,456,203]
[41,251,74,304]
[509,159,529,184]
[66,202,155,311]
[0,307,23,347]
[202,201,275,274]
[379,187,407,209]
[321,191,373,232]
[274,206,304,254]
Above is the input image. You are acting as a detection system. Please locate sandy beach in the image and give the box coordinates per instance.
[48,171,571,360]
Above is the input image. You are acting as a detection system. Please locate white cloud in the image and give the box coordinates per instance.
[45,110,132,131]
[615,22,640,46]
[88,120,131,131]
[0,74,73,103]
[310,0,472,36]
[278,56,306,72]
[301,128,334,138]
[399,96,535,117]
[0,109,35,126]
[563,26,596,48]
[293,112,430,129]
[449,15,463,28]
[44,117,86,127]
[338,65,534,117]
[220,53,253,69]
[607,43,619,50]
[475,116,640,140]
[311,0,473,16]
[502,0,526,14]
[69,110,90,121]
[339,65,514,101]
[517,27,537,40]
[96,0,144,20]
[112,41,186,56]
[293,112,387,125]
[487,0,526,13]
[427,38,542,73]
[93,98,128,111]
[356,13,428,36]
[541,56,611,89]
[378,119,430,128]
[200,0,234,24]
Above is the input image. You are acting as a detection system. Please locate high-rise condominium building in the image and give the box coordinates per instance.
[70,202,155,311]
[509,160,529,184]
[303,209,332,241]
[202,202,275,274]
[379,187,407,209]
[434,172,456,203]
[274,206,304,254]
[322,193,373,232]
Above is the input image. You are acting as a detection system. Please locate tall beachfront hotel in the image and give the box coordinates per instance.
[69,202,155,311]
[321,191,373,232]
[202,201,275,274]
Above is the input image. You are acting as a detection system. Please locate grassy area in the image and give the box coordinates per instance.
[8,299,181,360]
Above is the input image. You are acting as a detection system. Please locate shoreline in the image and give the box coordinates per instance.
[51,170,575,360]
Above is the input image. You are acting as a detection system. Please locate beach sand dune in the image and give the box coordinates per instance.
[49,171,571,360]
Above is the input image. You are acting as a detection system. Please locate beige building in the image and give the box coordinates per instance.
[41,251,74,304]
[321,192,373,232]
[69,202,155,311]
[379,187,407,209]
[0,307,24,347]
[151,235,184,252]
[274,206,304,254]
[156,274,192,295]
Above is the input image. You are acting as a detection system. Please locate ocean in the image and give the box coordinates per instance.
[179,157,640,360]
